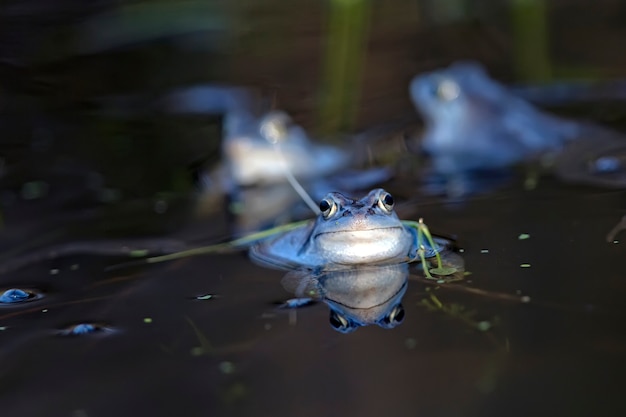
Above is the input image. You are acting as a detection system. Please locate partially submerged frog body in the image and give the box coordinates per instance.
[166,85,358,188]
[409,61,582,178]
[282,264,408,333]
[223,110,351,187]
[250,188,448,270]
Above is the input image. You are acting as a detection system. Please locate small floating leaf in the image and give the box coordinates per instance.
[520,263,531,268]
[429,266,457,276]
[518,233,530,240]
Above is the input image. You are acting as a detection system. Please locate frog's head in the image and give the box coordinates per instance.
[409,61,500,127]
[310,188,412,265]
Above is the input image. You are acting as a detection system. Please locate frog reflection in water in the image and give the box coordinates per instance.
[410,61,626,193]
[282,264,409,333]
[250,188,447,270]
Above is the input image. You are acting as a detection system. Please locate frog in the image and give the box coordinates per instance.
[166,84,382,188]
[249,188,447,271]
[409,61,626,193]
[222,110,351,187]
[409,61,584,194]
[281,263,408,333]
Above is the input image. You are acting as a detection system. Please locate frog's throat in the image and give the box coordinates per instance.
[313,226,406,240]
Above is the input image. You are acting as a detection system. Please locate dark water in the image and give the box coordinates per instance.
[1,2,626,417]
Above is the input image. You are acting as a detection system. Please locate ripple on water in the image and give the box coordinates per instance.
[0,288,44,305]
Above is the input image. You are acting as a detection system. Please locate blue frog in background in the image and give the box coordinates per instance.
[409,61,626,194]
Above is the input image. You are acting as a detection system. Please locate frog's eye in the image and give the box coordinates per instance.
[329,311,357,333]
[389,304,405,323]
[377,191,394,213]
[379,304,405,329]
[319,197,338,219]
[435,79,460,101]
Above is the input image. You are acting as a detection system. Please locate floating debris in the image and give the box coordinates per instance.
[194,294,215,301]
[143,317,153,324]
[521,296,531,303]
[49,268,60,275]
[518,233,530,240]
[520,263,531,268]
[275,297,315,309]
[480,249,489,254]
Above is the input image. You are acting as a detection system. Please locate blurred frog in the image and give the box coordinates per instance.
[167,85,391,232]
[409,61,626,194]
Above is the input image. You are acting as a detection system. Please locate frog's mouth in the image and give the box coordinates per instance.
[313,226,411,265]
[314,226,405,241]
